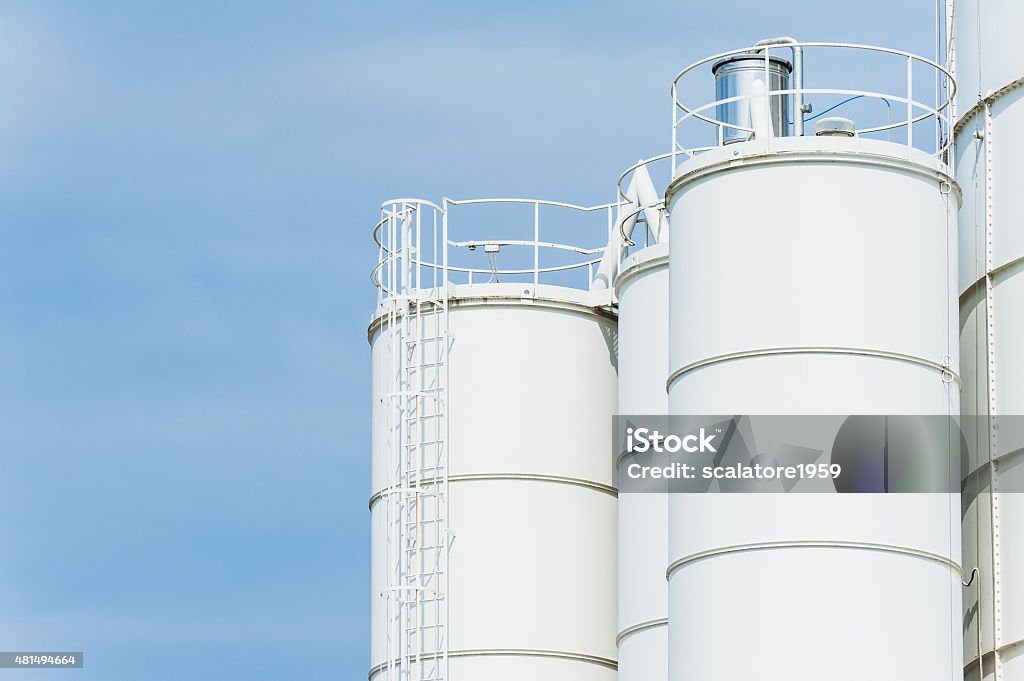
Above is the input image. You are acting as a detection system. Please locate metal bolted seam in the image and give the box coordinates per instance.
[981,101,1005,681]
[959,254,1024,299]
[953,75,1024,134]
[961,446,1024,490]
[993,459,1004,651]
[963,637,1024,673]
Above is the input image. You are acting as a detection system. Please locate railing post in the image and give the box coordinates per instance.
[401,203,412,294]
[442,199,450,289]
[600,204,613,289]
[389,203,397,303]
[764,48,772,150]
[377,210,384,306]
[792,44,804,137]
[533,201,540,292]
[415,202,422,291]
[667,84,675,176]
[432,207,438,292]
[907,55,914,149]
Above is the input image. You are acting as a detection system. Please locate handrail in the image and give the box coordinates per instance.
[616,153,674,202]
[672,88,951,143]
[670,41,958,174]
[449,239,604,256]
[672,42,955,101]
[371,197,626,302]
[445,197,619,212]
[614,153,673,253]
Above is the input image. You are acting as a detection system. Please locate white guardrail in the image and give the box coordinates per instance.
[371,198,624,304]
[670,41,956,173]
[372,43,955,304]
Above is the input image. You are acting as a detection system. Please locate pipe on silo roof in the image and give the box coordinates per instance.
[753,36,805,136]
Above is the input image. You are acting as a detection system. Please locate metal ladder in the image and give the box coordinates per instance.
[383,201,449,681]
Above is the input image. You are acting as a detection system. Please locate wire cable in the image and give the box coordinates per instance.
[805,95,892,121]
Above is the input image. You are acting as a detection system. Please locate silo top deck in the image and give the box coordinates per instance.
[669,41,957,173]
[370,197,629,334]
[667,134,960,204]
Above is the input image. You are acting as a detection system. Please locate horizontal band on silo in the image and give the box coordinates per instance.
[666,539,965,580]
[667,345,961,393]
[616,617,669,645]
[367,647,619,679]
[368,473,618,509]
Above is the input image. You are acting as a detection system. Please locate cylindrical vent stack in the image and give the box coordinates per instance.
[953,1,1024,678]
[614,242,669,681]
[713,55,792,143]
[369,287,618,681]
[664,135,962,680]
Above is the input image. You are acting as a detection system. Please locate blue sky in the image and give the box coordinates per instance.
[0,2,939,679]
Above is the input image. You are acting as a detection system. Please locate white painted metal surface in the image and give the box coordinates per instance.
[665,134,962,680]
[369,199,619,681]
[952,1,1024,678]
[614,241,669,681]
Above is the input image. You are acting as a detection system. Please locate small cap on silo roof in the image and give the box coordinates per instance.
[815,117,856,137]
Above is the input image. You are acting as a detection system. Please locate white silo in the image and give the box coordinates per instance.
[951,2,1024,680]
[369,198,619,681]
[611,159,670,681]
[666,42,963,681]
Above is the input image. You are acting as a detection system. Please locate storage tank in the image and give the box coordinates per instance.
[666,43,963,681]
[952,2,1024,679]
[613,161,670,681]
[369,199,619,681]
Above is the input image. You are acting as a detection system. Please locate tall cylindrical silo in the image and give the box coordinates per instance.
[614,241,669,681]
[952,2,1024,678]
[369,202,619,681]
[665,134,962,680]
